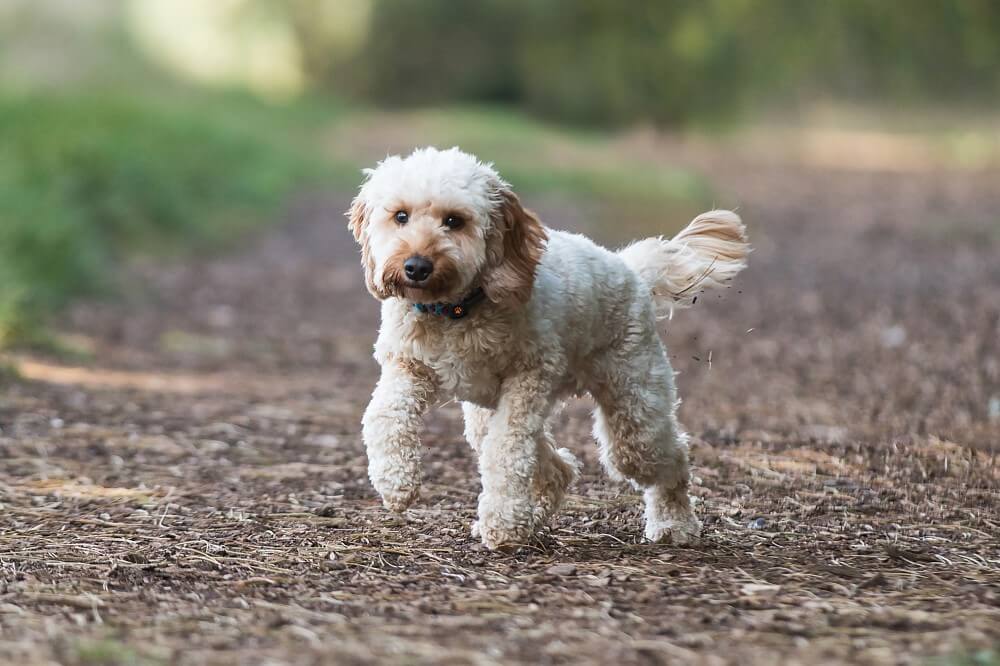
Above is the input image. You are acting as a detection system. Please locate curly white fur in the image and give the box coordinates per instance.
[349,147,749,550]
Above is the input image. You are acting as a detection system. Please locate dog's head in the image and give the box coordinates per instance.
[347,147,547,305]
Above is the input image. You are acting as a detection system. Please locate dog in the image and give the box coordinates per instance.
[348,146,748,550]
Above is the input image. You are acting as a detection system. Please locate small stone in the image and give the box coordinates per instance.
[740,583,781,597]
[305,434,340,448]
[747,517,767,530]
[880,325,906,348]
[545,564,576,576]
[585,575,611,588]
[198,440,230,453]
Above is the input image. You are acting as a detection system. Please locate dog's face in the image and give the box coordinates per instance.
[347,147,547,304]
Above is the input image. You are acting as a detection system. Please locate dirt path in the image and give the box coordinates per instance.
[1,153,999,665]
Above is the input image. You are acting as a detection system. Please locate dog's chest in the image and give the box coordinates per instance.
[415,326,510,406]
[379,308,517,408]
[433,351,504,406]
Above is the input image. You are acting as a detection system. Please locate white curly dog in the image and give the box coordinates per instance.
[348,147,748,550]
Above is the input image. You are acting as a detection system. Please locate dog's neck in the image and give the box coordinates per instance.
[411,287,486,320]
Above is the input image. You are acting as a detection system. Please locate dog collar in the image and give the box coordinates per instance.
[413,287,486,320]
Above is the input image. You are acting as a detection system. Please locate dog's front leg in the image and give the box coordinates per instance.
[476,372,552,550]
[362,358,439,512]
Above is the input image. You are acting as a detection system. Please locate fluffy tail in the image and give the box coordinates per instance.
[618,210,749,319]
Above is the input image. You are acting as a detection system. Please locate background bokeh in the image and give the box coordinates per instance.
[2,5,1000,664]
[1,0,999,344]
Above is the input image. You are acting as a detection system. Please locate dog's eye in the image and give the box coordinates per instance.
[394,210,409,224]
[443,214,464,230]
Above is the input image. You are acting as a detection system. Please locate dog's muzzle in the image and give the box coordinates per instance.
[403,255,434,282]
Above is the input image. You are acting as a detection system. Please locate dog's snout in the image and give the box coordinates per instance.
[404,255,434,282]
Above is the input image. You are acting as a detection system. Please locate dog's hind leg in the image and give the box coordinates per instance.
[589,340,701,545]
[463,402,578,540]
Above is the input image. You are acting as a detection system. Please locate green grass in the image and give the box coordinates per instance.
[0,91,333,347]
[338,104,711,201]
[0,89,713,350]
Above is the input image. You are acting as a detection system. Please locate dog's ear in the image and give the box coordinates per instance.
[346,195,389,300]
[483,188,548,304]
[347,195,367,243]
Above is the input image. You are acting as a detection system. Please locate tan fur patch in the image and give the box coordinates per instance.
[483,190,548,304]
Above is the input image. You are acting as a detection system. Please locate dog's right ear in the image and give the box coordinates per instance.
[347,195,367,243]
[346,194,389,300]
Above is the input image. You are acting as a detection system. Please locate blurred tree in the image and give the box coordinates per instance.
[116,0,1000,126]
[518,0,751,125]
[362,0,524,103]
[268,0,371,88]
[350,0,1000,126]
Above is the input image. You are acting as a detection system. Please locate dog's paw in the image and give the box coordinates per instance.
[470,520,480,538]
[379,484,420,513]
[477,496,536,551]
[644,513,702,546]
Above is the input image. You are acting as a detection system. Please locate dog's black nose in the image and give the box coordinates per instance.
[404,255,434,282]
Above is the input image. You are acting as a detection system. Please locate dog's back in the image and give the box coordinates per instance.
[527,212,749,360]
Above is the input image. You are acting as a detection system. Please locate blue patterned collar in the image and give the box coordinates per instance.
[413,287,486,320]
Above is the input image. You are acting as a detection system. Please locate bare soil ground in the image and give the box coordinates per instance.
[1,149,999,665]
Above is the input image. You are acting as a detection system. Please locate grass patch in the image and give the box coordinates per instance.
[335,104,712,201]
[0,90,713,349]
[0,91,332,347]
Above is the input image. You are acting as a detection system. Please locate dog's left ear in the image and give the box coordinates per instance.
[483,188,548,304]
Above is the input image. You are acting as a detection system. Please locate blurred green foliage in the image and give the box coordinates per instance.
[343,0,1000,126]
[0,92,325,346]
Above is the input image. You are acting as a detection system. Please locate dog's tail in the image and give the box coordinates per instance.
[617,210,749,319]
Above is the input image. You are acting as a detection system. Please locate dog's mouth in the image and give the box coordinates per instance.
[402,282,457,301]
